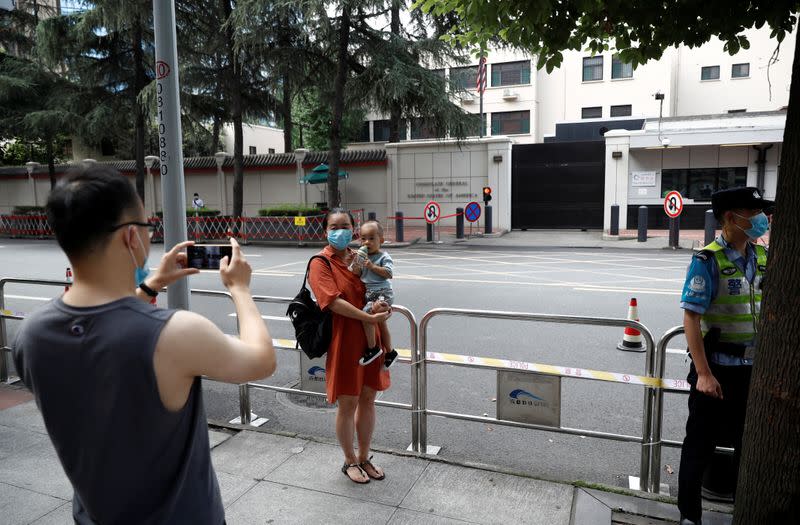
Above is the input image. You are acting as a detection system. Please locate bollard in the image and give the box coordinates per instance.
[395,211,404,243]
[426,222,434,242]
[368,211,377,221]
[638,206,648,242]
[704,209,717,246]
[610,204,620,236]
[456,208,464,239]
[485,205,493,234]
[669,216,680,249]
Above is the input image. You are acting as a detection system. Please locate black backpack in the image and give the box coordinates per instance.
[287,255,332,359]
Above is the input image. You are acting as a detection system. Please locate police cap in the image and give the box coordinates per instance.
[711,187,775,220]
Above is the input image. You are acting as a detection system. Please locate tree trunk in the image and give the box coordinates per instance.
[388,0,402,143]
[132,15,146,203]
[46,139,55,189]
[734,30,800,522]
[222,0,244,218]
[327,8,350,209]
[282,77,293,152]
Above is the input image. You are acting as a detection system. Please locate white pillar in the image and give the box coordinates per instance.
[294,148,308,206]
[604,133,631,231]
[144,155,159,216]
[485,138,513,232]
[25,161,39,207]
[214,151,231,215]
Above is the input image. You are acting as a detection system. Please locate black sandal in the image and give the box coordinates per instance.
[359,456,385,480]
[341,462,370,484]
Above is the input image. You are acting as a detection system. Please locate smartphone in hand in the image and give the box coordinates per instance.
[186,244,233,270]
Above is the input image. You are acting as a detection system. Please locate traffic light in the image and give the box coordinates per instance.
[482,186,492,205]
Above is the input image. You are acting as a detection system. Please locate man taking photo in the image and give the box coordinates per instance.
[13,165,276,524]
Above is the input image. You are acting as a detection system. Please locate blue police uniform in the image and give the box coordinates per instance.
[677,187,773,525]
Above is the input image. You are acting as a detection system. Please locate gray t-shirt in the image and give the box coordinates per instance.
[13,296,224,524]
[361,250,394,292]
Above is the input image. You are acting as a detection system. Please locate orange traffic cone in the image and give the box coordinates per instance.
[617,297,645,352]
[65,267,73,293]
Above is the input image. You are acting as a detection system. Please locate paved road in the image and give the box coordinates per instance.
[0,239,695,493]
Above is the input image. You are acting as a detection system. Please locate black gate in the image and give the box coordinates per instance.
[511,142,605,229]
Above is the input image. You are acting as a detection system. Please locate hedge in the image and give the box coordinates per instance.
[155,208,221,217]
[12,206,46,215]
[258,204,323,217]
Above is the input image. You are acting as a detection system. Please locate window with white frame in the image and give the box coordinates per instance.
[610,104,632,117]
[491,111,530,135]
[491,61,531,86]
[701,65,720,80]
[732,63,750,78]
[581,106,602,119]
[582,56,603,81]
[611,55,633,79]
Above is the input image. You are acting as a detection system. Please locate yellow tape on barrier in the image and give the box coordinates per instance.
[271,338,691,392]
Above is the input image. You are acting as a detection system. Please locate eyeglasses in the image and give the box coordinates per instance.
[109,221,157,239]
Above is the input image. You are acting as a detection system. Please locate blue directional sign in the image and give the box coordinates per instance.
[464,201,481,222]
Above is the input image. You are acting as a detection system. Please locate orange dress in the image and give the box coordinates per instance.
[308,245,391,403]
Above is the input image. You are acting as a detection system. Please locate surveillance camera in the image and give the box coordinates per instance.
[661,137,671,147]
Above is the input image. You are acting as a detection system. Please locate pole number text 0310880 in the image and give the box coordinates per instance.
[156,80,168,177]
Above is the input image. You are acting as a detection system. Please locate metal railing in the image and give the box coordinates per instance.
[188,289,418,427]
[2,276,702,495]
[649,325,735,491]
[416,308,659,492]
[1,278,69,383]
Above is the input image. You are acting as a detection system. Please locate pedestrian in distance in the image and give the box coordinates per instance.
[13,165,276,524]
[349,220,399,368]
[192,192,204,210]
[677,187,773,525]
[307,208,392,484]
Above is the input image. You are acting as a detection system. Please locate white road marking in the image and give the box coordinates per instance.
[5,294,52,302]
[667,348,687,355]
[228,313,289,322]
[572,286,680,296]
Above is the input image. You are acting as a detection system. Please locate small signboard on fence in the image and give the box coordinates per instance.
[496,370,561,427]
[294,216,307,227]
[299,353,328,394]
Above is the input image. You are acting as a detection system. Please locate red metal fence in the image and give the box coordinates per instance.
[0,210,364,245]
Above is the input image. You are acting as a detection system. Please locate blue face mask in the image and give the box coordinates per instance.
[735,212,770,239]
[327,228,353,250]
[128,228,150,285]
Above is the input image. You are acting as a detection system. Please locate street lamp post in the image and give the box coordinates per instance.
[294,148,308,206]
[144,155,159,216]
[214,151,231,216]
[25,161,39,206]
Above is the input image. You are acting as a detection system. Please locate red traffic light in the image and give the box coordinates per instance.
[482,186,492,203]
[483,186,492,196]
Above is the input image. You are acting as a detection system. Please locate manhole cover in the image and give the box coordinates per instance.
[275,381,384,413]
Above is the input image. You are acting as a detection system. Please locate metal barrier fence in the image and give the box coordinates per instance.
[649,326,734,492]
[417,308,659,492]
[1,210,365,246]
[1,276,700,495]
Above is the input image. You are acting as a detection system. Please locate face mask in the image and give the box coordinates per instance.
[734,212,770,239]
[127,228,150,285]
[327,228,353,250]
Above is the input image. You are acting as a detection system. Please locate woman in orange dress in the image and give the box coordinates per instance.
[308,208,392,484]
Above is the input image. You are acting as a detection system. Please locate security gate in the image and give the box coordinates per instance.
[511,142,605,229]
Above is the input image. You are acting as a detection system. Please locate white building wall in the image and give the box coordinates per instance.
[222,124,285,156]
[674,28,794,116]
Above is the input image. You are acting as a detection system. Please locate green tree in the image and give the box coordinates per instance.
[36,1,154,200]
[417,0,800,520]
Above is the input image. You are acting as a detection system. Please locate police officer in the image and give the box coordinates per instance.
[677,187,773,525]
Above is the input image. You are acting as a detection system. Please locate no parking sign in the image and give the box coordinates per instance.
[464,201,481,222]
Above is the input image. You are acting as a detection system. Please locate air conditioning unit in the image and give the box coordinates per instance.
[502,89,519,100]
[461,93,475,104]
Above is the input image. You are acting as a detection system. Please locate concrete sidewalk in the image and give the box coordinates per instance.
[0,386,733,525]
